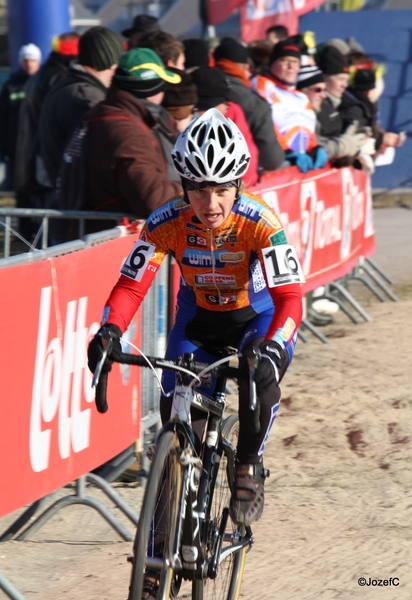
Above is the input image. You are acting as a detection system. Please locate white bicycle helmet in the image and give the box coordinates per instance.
[171,108,251,184]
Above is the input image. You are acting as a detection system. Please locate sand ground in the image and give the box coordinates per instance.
[1,206,411,600]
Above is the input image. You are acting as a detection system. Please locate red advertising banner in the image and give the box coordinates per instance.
[0,232,143,517]
[250,165,375,293]
[294,0,326,15]
[207,0,247,25]
[241,0,298,43]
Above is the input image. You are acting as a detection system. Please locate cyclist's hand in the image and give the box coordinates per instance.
[87,323,122,375]
[254,341,288,390]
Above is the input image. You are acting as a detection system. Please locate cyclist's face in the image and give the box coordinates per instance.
[188,186,237,229]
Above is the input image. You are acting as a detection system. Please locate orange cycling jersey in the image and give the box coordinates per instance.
[103,192,303,349]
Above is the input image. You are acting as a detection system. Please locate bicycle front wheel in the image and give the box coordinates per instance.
[192,414,246,600]
[129,430,183,600]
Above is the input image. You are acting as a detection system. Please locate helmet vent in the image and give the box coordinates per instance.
[173,159,185,175]
[214,157,225,174]
[188,140,195,153]
[195,155,207,175]
[220,159,235,178]
[195,124,206,147]
[208,128,216,140]
[217,125,227,148]
[185,157,201,178]
[207,145,214,167]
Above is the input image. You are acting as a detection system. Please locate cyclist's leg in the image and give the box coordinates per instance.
[161,306,222,442]
[230,309,293,525]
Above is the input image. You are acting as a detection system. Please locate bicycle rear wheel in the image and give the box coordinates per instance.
[128,430,183,600]
[192,414,246,600]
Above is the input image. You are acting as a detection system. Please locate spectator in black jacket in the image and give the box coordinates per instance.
[14,32,80,196]
[213,38,285,173]
[38,26,124,189]
[0,44,41,189]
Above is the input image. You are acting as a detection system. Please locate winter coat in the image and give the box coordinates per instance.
[317,95,344,138]
[38,64,107,186]
[219,71,285,172]
[225,102,259,186]
[14,52,73,192]
[0,69,29,160]
[83,85,182,220]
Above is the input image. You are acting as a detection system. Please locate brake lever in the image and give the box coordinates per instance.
[92,332,113,388]
[247,347,261,411]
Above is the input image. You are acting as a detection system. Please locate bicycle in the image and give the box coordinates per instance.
[93,334,262,600]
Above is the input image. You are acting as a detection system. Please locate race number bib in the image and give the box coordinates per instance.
[121,241,156,282]
[262,245,305,287]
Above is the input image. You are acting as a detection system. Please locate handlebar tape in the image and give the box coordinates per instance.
[95,371,109,413]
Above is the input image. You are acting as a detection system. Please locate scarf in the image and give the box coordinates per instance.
[215,58,252,90]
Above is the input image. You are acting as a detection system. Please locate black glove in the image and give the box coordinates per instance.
[253,341,288,391]
[87,323,122,375]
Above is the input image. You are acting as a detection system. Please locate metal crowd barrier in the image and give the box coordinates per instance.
[0,207,133,258]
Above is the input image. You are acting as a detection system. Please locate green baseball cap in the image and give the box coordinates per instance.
[114,47,181,85]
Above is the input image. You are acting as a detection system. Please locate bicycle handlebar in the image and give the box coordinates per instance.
[93,347,240,414]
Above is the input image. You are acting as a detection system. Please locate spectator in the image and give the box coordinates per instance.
[14,32,80,195]
[182,38,210,71]
[162,68,198,134]
[297,64,367,164]
[121,14,159,50]
[266,25,289,47]
[0,44,41,189]
[339,66,403,160]
[316,45,350,138]
[82,48,182,226]
[248,40,271,77]
[0,43,41,241]
[252,39,327,173]
[38,27,124,189]
[137,30,185,70]
[191,66,260,186]
[213,38,284,172]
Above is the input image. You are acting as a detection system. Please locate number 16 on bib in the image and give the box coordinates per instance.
[262,245,306,287]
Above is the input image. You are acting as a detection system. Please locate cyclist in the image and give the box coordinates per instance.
[88,108,303,530]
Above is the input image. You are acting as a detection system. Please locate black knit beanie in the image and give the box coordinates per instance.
[214,39,249,64]
[269,38,301,65]
[79,26,124,71]
[317,45,349,75]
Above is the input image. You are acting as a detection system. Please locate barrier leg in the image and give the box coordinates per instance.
[297,328,310,343]
[365,257,394,285]
[0,573,27,600]
[348,267,387,303]
[15,475,137,542]
[322,293,360,324]
[300,319,329,344]
[328,281,372,322]
[0,495,52,542]
[357,262,399,302]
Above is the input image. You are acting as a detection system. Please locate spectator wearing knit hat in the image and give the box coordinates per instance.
[213,38,284,173]
[14,32,80,197]
[252,38,328,174]
[191,65,260,186]
[297,63,368,164]
[0,43,41,239]
[316,45,350,138]
[83,48,182,223]
[182,38,210,71]
[38,26,125,189]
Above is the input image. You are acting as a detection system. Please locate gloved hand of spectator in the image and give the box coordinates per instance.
[87,323,122,375]
[339,122,367,156]
[286,151,314,174]
[253,340,289,390]
[312,146,328,170]
[358,137,376,156]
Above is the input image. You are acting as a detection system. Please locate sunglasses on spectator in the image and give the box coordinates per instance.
[310,86,326,93]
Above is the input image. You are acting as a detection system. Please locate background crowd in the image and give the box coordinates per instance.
[0,17,403,248]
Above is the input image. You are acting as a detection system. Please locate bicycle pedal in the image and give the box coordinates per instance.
[127,555,133,564]
[263,468,270,478]
[146,444,157,461]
